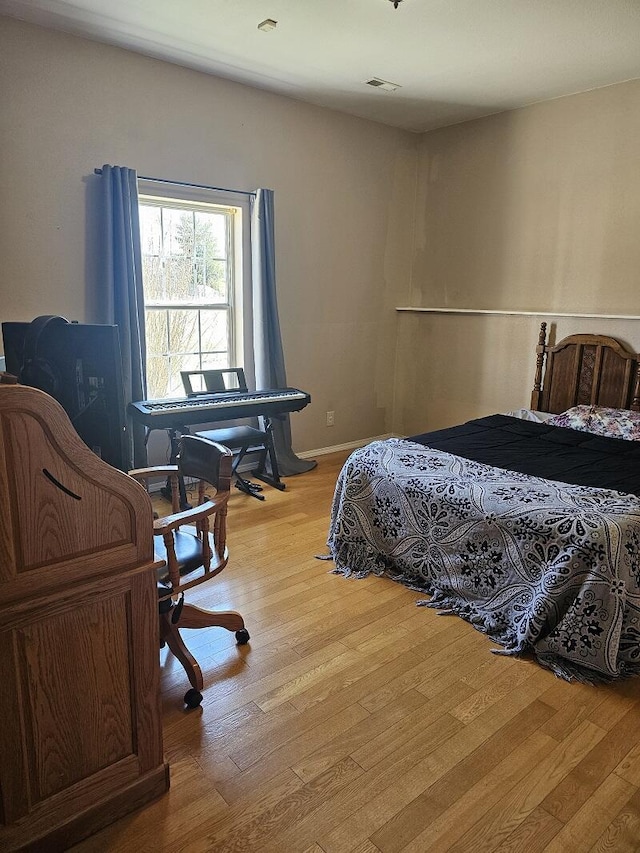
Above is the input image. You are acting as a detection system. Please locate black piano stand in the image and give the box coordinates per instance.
[228,417,284,501]
[161,418,284,507]
[234,475,265,500]
[250,416,286,493]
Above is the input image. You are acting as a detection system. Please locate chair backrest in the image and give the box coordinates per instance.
[181,368,248,396]
[128,434,234,591]
[178,434,233,492]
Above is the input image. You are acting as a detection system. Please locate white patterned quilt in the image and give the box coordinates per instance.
[327,438,640,682]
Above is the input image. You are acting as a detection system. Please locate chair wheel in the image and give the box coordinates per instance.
[184,688,203,708]
[235,628,250,645]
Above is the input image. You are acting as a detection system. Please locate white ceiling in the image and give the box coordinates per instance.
[2,0,640,132]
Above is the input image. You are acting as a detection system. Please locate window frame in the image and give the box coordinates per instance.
[137,181,251,400]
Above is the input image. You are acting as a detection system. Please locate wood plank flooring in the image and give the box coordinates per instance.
[72,450,640,852]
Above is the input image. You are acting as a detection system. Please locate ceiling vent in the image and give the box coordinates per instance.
[365,78,401,92]
[257,19,278,32]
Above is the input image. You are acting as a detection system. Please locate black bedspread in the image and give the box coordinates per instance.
[411,414,640,497]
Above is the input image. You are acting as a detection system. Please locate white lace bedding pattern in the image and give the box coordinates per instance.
[327,438,640,683]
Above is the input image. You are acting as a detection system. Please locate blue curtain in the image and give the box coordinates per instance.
[100,164,147,469]
[251,189,316,475]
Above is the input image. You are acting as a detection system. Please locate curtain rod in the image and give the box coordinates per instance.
[93,168,256,198]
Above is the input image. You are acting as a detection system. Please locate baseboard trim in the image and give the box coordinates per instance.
[298,434,395,459]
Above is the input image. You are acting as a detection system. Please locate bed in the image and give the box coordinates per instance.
[326,323,640,683]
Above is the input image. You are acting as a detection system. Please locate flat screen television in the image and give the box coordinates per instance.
[2,317,129,471]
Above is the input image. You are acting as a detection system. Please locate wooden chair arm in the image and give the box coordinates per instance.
[153,496,227,533]
[128,465,179,481]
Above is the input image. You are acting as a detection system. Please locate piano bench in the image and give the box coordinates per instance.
[189,424,277,501]
[194,425,267,450]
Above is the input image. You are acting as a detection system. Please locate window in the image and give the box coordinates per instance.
[138,191,246,399]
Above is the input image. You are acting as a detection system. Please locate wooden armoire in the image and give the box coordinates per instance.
[0,382,169,852]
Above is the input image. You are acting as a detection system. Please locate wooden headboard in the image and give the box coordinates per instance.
[531,322,640,414]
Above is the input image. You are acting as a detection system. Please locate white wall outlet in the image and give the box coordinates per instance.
[326,410,335,426]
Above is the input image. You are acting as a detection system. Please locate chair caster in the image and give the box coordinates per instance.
[235,628,250,645]
[184,688,203,708]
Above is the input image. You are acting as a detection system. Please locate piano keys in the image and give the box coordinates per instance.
[129,387,311,430]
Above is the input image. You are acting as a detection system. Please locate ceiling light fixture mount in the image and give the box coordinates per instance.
[389,0,403,7]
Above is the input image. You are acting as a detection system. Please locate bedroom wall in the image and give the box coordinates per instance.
[0,16,416,456]
[4,17,639,451]
[395,80,640,436]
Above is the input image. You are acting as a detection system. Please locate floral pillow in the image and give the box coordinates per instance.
[547,405,640,441]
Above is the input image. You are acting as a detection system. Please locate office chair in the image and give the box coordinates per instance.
[129,434,250,709]
[180,367,283,501]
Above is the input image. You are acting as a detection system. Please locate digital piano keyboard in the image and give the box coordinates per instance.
[129,387,311,430]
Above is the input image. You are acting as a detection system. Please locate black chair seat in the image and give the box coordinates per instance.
[154,529,209,580]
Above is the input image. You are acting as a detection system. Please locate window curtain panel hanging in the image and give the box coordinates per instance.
[100,164,147,470]
[251,189,316,475]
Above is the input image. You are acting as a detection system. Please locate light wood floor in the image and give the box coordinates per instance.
[73,450,640,853]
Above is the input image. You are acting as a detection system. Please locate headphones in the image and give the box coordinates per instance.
[18,315,69,398]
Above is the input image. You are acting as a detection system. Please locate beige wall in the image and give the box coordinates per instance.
[412,81,640,314]
[394,313,640,437]
[2,16,640,453]
[0,17,416,455]
[394,81,640,436]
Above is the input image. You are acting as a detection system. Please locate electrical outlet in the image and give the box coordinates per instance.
[326,410,335,427]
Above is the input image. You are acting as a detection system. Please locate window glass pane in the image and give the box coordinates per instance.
[139,206,162,255]
[146,355,170,400]
[200,309,228,354]
[194,213,227,302]
[168,310,199,354]
[196,211,227,259]
[164,256,195,302]
[142,256,164,300]
[201,353,229,370]
[163,207,191,257]
[140,208,164,299]
[201,259,228,302]
[166,354,196,398]
[139,196,239,398]
[145,309,168,356]
[161,208,195,302]
[178,354,202,379]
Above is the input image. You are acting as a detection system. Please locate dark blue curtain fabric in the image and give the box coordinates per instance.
[100,164,147,469]
[251,189,316,475]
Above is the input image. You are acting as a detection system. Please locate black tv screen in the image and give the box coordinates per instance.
[2,318,129,471]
